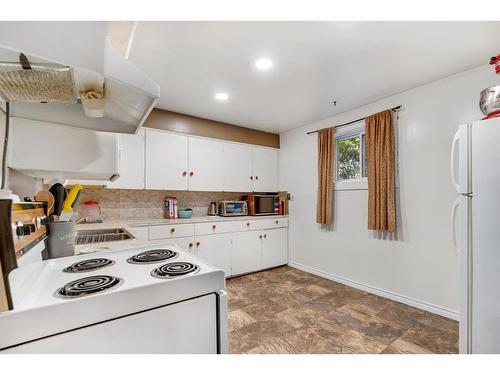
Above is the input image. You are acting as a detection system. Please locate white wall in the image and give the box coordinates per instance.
[280,65,500,318]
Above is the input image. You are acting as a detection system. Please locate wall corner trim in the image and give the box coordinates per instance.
[288,261,459,321]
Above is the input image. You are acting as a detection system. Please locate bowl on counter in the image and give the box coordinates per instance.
[178,209,193,219]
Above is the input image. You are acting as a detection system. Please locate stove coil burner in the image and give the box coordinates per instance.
[56,275,123,298]
[63,258,115,273]
[127,249,178,264]
[151,262,200,279]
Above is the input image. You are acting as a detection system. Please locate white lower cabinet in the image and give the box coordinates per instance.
[171,236,195,255]
[231,231,263,276]
[194,234,232,277]
[262,228,288,269]
[147,219,288,277]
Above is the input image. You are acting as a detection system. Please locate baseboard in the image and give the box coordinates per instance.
[288,261,459,321]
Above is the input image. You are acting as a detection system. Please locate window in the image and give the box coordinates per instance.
[335,129,367,182]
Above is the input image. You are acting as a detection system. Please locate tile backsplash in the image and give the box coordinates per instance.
[74,189,246,221]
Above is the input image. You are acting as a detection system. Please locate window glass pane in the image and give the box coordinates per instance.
[336,135,360,180]
[361,133,367,177]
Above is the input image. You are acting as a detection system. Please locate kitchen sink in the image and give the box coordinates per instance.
[75,228,135,245]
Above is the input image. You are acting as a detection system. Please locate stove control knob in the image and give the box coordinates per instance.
[20,224,32,235]
[15,221,24,237]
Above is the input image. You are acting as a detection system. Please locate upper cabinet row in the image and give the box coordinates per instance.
[111,128,279,192]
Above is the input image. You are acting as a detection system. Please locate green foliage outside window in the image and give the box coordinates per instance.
[336,136,361,180]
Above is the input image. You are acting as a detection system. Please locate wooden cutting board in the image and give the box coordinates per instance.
[34,190,55,216]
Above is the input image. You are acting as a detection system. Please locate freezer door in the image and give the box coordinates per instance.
[471,118,500,353]
[451,124,471,195]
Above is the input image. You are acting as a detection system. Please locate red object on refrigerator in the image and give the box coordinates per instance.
[490,54,500,74]
[482,110,500,120]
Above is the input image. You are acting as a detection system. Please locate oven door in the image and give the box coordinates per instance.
[255,196,278,215]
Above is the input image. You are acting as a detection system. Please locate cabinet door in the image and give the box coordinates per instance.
[223,142,254,192]
[262,228,288,269]
[231,231,262,276]
[109,129,145,189]
[194,234,231,277]
[252,148,279,192]
[145,130,189,190]
[171,236,195,255]
[188,137,225,191]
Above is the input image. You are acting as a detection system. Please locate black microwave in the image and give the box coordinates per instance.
[245,194,280,216]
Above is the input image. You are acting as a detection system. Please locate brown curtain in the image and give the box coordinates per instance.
[365,110,396,231]
[316,128,335,225]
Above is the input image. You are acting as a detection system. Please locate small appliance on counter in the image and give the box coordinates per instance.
[218,201,248,217]
[244,193,280,216]
[208,201,218,216]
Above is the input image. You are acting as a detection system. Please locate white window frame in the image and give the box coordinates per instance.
[334,121,368,191]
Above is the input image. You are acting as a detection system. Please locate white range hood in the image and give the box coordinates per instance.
[0,21,160,134]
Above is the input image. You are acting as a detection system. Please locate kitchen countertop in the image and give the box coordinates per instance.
[76,214,289,230]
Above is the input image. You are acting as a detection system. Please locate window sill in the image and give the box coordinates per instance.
[334,178,368,191]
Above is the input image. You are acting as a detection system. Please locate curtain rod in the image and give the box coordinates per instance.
[306,105,402,135]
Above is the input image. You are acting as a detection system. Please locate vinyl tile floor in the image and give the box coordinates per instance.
[226,266,458,354]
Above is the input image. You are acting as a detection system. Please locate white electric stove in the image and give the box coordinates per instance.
[0,241,228,353]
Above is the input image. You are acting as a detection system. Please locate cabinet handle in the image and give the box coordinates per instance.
[255,176,259,180]
[259,235,263,239]
[263,234,267,239]
[196,241,200,247]
[189,171,194,177]
[188,243,193,248]
[170,228,176,233]
[275,220,279,224]
[246,222,250,227]
[212,224,217,230]
[250,176,253,180]
[182,171,187,176]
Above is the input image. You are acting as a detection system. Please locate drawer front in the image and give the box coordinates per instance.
[149,224,194,240]
[195,221,239,236]
[230,219,262,232]
[261,217,288,229]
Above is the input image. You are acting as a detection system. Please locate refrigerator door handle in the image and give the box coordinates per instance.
[451,129,461,193]
[451,196,460,255]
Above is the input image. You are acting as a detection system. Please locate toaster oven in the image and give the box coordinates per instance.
[218,201,248,217]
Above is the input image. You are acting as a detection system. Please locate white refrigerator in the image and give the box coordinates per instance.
[451,117,500,354]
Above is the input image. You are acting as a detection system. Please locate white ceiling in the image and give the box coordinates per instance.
[129,21,500,133]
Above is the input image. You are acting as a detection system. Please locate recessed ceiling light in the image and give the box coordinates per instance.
[215,92,229,101]
[255,58,273,70]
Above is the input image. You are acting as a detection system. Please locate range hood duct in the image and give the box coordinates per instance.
[0,53,77,104]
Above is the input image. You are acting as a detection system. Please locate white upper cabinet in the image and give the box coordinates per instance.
[252,147,279,192]
[109,129,145,189]
[188,137,225,191]
[145,129,189,190]
[223,142,254,192]
[105,127,280,192]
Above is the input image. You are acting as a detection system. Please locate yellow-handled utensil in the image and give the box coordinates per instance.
[59,184,83,221]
